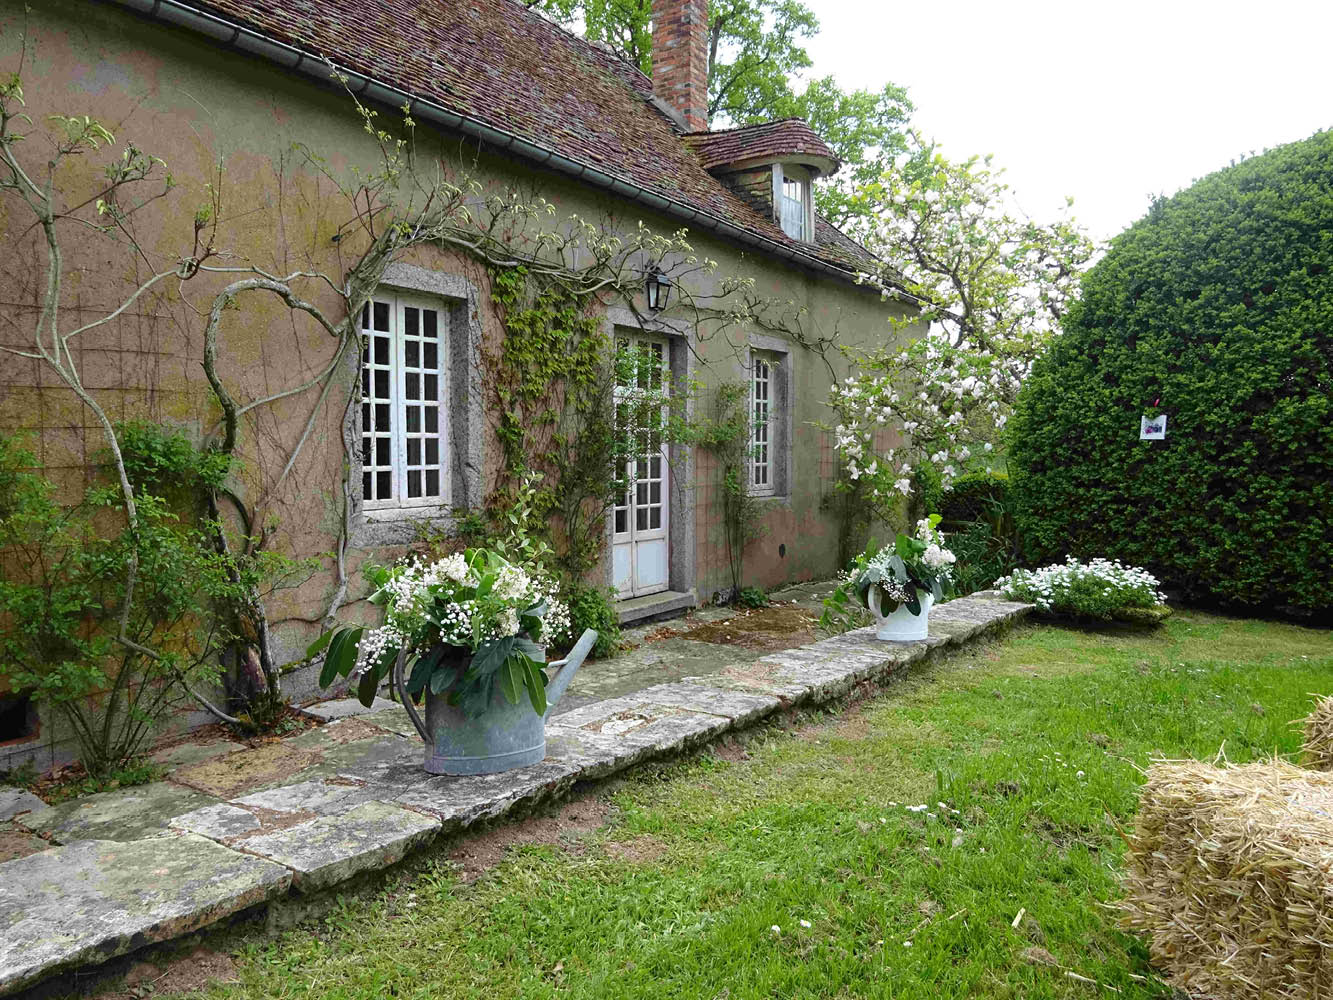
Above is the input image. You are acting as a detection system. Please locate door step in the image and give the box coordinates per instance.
[616,590,696,626]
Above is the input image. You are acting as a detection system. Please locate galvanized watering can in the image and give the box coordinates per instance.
[392,628,598,775]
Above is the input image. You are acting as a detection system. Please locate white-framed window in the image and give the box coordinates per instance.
[750,353,775,495]
[779,165,812,242]
[360,293,448,510]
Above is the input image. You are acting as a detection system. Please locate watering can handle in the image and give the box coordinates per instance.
[392,648,431,744]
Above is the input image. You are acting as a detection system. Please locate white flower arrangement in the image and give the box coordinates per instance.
[995,557,1166,619]
[311,548,572,717]
[822,515,957,630]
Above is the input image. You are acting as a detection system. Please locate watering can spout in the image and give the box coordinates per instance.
[543,628,597,718]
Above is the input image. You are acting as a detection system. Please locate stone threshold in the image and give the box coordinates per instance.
[615,588,697,625]
[0,594,1031,997]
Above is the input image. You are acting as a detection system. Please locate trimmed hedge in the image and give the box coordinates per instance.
[1010,132,1333,616]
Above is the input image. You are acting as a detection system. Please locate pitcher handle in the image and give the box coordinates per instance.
[392,647,431,744]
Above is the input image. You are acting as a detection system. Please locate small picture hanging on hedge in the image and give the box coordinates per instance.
[1140,414,1167,440]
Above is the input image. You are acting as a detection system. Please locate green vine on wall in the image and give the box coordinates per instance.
[693,381,763,599]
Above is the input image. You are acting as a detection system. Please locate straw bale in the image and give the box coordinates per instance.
[1302,695,1333,771]
[1121,759,1333,1000]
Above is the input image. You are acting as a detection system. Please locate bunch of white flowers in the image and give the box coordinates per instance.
[995,557,1166,617]
[353,551,572,675]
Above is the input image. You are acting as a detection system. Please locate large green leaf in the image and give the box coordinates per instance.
[471,636,514,679]
[319,627,362,688]
[498,656,523,705]
[437,666,463,698]
[305,629,335,660]
[904,589,922,616]
[523,657,548,716]
[406,655,434,696]
[513,636,544,662]
[356,665,379,707]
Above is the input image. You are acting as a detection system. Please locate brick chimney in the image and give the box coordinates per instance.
[652,0,710,132]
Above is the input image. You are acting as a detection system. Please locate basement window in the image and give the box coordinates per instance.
[0,694,37,745]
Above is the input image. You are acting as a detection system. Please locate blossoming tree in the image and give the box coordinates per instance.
[829,133,1096,520]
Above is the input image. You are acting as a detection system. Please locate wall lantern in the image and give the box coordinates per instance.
[645,269,672,312]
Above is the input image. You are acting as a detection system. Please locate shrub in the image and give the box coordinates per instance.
[563,584,621,659]
[736,586,769,609]
[995,557,1166,621]
[1010,132,1333,616]
[0,432,252,776]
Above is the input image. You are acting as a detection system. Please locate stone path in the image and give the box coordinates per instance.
[0,593,1029,996]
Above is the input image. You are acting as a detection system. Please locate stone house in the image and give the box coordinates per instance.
[0,0,919,767]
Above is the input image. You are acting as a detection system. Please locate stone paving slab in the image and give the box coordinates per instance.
[20,782,217,844]
[0,592,1029,995]
[300,696,400,722]
[233,778,374,816]
[170,802,262,840]
[236,800,439,892]
[0,833,291,994]
[0,788,45,823]
[389,759,583,832]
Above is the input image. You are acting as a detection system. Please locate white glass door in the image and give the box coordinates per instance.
[612,334,670,598]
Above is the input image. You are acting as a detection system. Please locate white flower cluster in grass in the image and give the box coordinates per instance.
[994,557,1166,614]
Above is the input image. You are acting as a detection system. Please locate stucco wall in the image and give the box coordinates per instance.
[0,0,918,764]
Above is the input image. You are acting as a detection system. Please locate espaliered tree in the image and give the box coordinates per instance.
[1009,132,1333,617]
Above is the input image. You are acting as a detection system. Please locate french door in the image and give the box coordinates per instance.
[612,334,670,599]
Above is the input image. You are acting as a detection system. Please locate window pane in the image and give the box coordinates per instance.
[425,469,439,497]
[361,403,370,430]
[373,301,390,331]
[376,470,391,497]
[615,509,627,534]
[405,341,419,368]
[424,407,438,433]
[407,439,421,466]
[376,438,390,466]
[406,406,420,433]
[405,307,419,338]
[362,471,371,499]
[405,373,419,399]
[374,369,389,398]
[374,336,389,365]
[407,470,421,498]
[424,375,438,401]
[423,310,438,338]
[375,404,390,431]
[425,439,439,464]
[424,342,438,370]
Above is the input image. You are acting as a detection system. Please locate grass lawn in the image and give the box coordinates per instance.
[157,611,1332,999]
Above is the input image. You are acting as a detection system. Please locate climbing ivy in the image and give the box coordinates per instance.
[693,381,763,600]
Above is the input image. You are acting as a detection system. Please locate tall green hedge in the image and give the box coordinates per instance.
[1010,133,1333,617]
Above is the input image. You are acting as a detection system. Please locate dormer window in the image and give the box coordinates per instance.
[778,164,813,242]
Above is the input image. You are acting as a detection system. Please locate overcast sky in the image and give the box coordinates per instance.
[803,0,1333,242]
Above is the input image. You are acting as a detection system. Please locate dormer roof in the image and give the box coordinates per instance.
[683,119,841,178]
